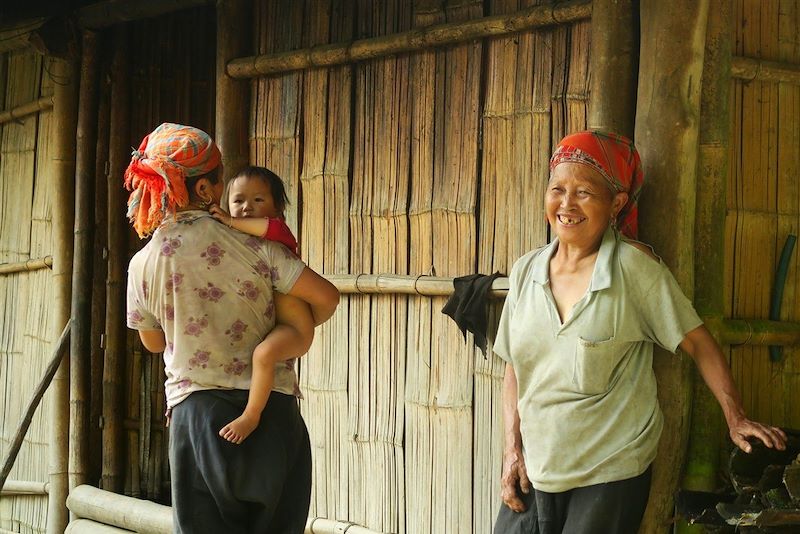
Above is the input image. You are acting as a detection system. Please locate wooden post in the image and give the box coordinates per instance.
[89,39,112,486]
[635,0,710,532]
[587,0,638,138]
[683,0,732,497]
[69,29,100,495]
[102,25,131,493]
[47,56,79,534]
[215,0,251,181]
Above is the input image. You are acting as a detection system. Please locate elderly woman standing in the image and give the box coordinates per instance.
[125,123,339,533]
[494,131,786,533]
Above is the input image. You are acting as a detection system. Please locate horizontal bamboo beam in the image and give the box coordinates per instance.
[227,0,592,78]
[706,317,800,347]
[732,56,800,85]
[66,485,172,533]
[0,255,53,276]
[0,479,49,495]
[0,18,46,54]
[0,97,54,126]
[77,0,214,29]
[324,273,510,297]
[65,519,132,533]
[306,517,387,534]
[0,321,71,492]
[324,274,800,347]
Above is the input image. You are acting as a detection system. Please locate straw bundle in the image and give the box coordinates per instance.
[727,0,800,433]
[0,49,56,534]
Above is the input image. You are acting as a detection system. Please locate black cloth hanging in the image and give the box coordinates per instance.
[441,272,503,356]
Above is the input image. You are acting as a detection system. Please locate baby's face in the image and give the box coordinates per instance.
[228,176,280,219]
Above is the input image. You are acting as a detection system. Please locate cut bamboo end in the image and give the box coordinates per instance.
[0,256,53,275]
[0,96,53,125]
[227,0,592,78]
[306,517,389,534]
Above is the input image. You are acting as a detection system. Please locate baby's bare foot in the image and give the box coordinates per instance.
[219,413,259,444]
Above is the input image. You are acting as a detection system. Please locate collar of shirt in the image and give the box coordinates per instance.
[529,225,618,292]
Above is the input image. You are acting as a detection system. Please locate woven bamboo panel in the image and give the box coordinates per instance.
[728,0,800,430]
[248,1,593,531]
[0,50,53,534]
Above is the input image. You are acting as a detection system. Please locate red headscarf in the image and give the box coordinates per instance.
[124,123,221,238]
[549,130,644,239]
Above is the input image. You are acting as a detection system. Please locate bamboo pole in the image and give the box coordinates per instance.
[215,0,251,182]
[587,0,638,137]
[66,485,172,533]
[47,55,79,534]
[69,28,100,497]
[324,273,509,297]
[77,0,213,29]
[89,41,111,486]
[1,480,50,496]
[102,25,131,494]
[0,18,46,54]
[227,0,592,78]
[64,519,133,533]
[635,1,710,532]
[732,56,800,85]
[682,0,732,501]
[0,256,53,275]
[0,321,71,492]
[305,517,388,534]
[0,96,54,125]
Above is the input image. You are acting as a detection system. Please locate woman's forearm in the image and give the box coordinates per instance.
[503,363,523,452]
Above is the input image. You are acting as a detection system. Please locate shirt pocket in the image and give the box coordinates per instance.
[572,336,628,395]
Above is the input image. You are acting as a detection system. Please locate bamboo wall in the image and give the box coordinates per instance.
[0,50,54,534]
[249,1,591,532]
[727,1,800,432]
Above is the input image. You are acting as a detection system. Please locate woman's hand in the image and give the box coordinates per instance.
[728,416,787,453]
[209,204,232,227]
[500,446,530,512]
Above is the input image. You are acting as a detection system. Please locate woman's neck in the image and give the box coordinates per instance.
[174,202,206,213]
[551,239,601,273]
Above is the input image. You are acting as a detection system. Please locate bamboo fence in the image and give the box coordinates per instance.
[246,1,590,532]
[0,49,56,534]
[727,0,800,439]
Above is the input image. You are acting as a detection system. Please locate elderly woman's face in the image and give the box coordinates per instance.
[546,162,626,247]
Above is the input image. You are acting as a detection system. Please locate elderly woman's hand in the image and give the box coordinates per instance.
[500,446,531,512]
[728,417,787,453]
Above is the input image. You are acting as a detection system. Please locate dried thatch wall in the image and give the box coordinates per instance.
[249,1,590,532]
[0,50,54,534]
[727,1,800,432]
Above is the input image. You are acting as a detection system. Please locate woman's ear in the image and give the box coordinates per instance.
[195,178,213,204]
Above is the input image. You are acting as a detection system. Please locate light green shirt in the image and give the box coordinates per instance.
[494,227,702,492]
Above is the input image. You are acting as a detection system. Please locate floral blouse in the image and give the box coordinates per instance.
[126,211,306,408]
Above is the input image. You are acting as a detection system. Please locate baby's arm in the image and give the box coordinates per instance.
[258,292,315,362]
[209,205,269,236]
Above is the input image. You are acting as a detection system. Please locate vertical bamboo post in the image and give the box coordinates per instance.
[587,0,639,138]
[682,0,732,498]
[102,25,131,493]
[635,1,710,532]
[47,56,79,534]
[70,29,100,495]
[89,41,111,486]
[215,0,251,180]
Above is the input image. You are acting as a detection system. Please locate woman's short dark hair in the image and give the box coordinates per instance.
[230,166,290,214]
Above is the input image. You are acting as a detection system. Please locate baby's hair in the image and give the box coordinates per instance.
[229,166,290,214]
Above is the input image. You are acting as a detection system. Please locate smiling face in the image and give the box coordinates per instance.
[227,175,281,219]
[546,162,628,249]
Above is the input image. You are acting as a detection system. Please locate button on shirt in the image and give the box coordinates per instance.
[126,211,306,408]
[493,227,702,493]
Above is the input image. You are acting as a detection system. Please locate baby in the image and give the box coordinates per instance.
[210,166,315,444]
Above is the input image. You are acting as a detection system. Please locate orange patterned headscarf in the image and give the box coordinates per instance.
[124,123,221,238]
[550,130,644,239]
